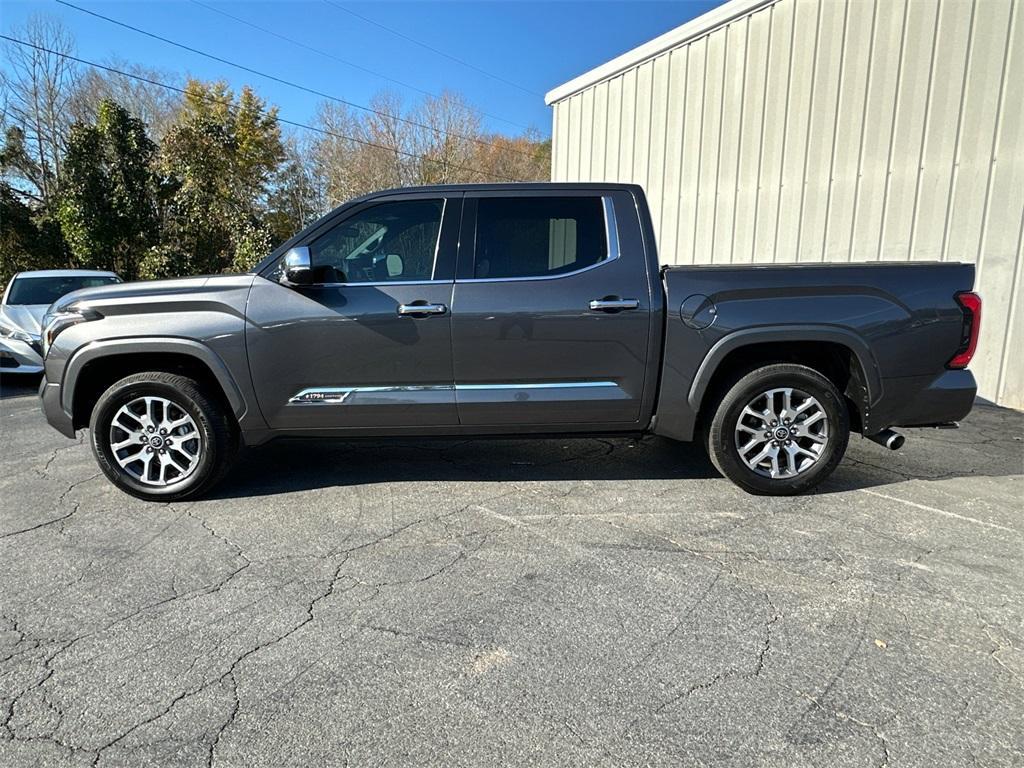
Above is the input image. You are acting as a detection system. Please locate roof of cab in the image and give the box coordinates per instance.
[366,182,643,196]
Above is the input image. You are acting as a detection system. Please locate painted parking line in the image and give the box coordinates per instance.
[858,488,1015,533]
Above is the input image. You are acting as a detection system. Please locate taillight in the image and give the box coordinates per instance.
[947,291,981,369]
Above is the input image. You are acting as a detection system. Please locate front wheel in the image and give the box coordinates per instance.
[705,364,849,495]
[89,372,238,501]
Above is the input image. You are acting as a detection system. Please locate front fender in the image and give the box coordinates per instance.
[60,337,248,420]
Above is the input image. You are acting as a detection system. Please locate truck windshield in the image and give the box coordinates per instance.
[6,275,120,306]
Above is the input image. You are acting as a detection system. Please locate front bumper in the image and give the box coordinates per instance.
[39,376,76,438]
[0,337,43,374]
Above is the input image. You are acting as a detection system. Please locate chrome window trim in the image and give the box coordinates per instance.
[459,195,621,284]
[300,279,452,288]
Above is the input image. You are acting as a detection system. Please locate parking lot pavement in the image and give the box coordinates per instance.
[0,377,1021,768]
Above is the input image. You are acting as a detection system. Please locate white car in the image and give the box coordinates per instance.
[0,269,121,375]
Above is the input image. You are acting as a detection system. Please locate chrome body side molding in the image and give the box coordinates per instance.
[288,381,628,406]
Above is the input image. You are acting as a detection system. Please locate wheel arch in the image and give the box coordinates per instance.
[64,339,246,431]
[690,326,881,434]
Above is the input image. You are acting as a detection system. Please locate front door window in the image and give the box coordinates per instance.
[309,200,444,283]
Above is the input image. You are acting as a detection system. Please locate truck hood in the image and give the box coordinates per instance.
[49,274,257,314]
[0,304,47,338]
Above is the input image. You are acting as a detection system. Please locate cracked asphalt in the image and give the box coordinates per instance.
[1,376,1022,767]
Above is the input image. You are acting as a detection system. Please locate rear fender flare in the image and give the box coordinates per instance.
[688,325,882,414]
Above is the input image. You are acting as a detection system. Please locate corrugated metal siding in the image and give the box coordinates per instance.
[550,0,1024,409]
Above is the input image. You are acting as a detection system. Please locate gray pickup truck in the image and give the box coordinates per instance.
[38,183,980,501]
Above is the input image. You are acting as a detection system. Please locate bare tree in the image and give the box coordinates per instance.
[69,59,183,141]
[1,14,80,204]
[310,89,551,210]
[311,101,364,206]
[410,90,483,184]
[471,127,550,183]
[356,91,415,190]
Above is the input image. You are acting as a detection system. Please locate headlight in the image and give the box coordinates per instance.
[0,321,33,344]
[41,305,102,356]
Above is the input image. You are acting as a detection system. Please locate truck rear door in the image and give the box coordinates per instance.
[450,189,653,427]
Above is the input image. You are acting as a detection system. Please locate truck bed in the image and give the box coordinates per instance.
[655,260,976,441]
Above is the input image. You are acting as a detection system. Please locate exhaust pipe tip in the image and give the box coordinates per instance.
[867,428,905,451]
[885,432,905,450]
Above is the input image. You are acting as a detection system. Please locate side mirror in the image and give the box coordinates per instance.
[280,247,313,286]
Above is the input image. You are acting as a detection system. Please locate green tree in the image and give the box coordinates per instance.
[0,181,67,286]
[56,100,160,280]
[150,80,283,277]
[265,137,321,246]
[1,128,70,286]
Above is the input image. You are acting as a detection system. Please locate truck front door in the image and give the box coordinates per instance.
[451,190,653,427]
[246,194,461,430]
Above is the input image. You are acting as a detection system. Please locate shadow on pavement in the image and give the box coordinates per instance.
[211,435,721,499]
[211,401,1022,499]
[4,371,1019,499]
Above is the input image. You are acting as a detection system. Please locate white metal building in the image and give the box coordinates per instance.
[547,0,1023,409]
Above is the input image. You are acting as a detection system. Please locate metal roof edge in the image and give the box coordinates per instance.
[544,0,776,105]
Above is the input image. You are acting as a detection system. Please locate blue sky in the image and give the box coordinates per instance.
[1,0,719,138]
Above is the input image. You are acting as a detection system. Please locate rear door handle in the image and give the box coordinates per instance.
[397,302,447,316]
[589,298,640,312]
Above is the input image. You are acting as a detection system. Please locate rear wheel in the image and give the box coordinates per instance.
[705,363,849,495]
[89,372,238,501]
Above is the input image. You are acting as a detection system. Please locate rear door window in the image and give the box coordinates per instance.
[472,197,609,280]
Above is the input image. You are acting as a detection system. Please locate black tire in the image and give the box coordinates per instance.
[89,372,238,502]
[705,363,849,495]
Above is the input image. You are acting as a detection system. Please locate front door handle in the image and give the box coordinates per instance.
[589,297,640,312]
[397,302,447,317]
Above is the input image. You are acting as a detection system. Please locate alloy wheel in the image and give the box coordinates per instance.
[734,387,829,479]
[108,396,203,486]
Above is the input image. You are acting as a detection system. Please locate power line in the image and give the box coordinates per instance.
[188,0,530,131]
[0,35,521,183]
[55,0,537,162]
[322,0,542,98]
